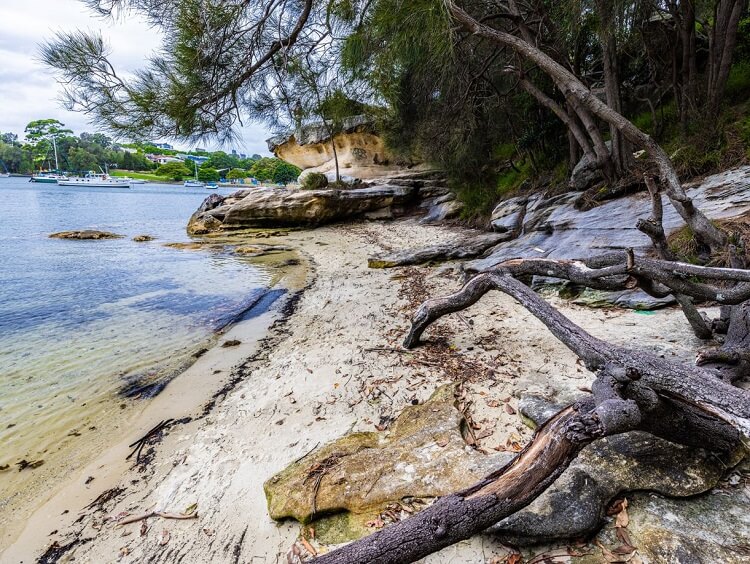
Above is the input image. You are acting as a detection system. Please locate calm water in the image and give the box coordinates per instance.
[0,177,277,522]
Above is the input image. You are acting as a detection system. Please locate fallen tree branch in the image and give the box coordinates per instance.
[367,232,510,268]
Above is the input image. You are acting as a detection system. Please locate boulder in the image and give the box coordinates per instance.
[420,197,464,224]
[487,396,735,545]
[132,234,155,242]
[188,184,417,231]
[49,230,123,240]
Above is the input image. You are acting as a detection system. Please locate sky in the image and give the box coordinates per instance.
[0,0,272,155]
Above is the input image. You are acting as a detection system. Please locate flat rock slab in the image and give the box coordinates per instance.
[265,388,738,548]
[49,230,124,240]
[473,166,750,272]
[264,384,509,543]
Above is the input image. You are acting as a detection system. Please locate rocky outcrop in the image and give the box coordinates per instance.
[188,185,416,233]
[187,170,457,233]
[478,166,750,271]
[264,385,509,544]
[264,387,741,550]
[486,396,738,545]
[49,230,123,240]
[267,115,401,181]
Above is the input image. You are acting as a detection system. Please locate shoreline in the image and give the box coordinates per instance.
[3,220,713,563]
[0,259,308,560]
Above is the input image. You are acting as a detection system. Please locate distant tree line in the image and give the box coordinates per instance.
[0,119,299,183]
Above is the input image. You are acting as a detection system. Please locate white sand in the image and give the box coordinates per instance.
[2,220,707,563]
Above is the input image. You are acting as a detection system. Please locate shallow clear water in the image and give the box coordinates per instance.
[0,177,274,503]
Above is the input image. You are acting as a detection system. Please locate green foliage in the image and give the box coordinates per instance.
[197,167,220,182]
[156,162,191,180]
[301,172,329,190]
[68,147,100,171]
[725,61,750,103]
[226,168,248,180]
[203,151,240,171]
[272,161,302,184]
[248,157,300,184]
[670,144,723,177]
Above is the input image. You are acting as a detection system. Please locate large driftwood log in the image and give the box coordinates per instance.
[367,232,510,268]
[314,255,749,562]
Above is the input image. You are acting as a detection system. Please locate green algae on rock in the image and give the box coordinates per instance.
[49,230,124,240]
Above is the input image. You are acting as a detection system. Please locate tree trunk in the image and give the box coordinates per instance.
[316,264,749,563]
[516,76,595,162]
[706,0,748,119]
[445,1,727,252]
[596,0,631,175]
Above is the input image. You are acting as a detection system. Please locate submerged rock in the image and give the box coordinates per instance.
[132,234,155,242]
[49,230,123,240]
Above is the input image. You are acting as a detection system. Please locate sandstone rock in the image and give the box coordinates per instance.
[265,387,739,549]
[420,198,463,224]
[267,115,397,180]
[490,195,530,234]
[467,166,750,272]
[234,244,290,257]
[132,234,155,242]
[264,385,509,543]
[188,184,418,233]
[593,485,750,563]
[49,230,123,240]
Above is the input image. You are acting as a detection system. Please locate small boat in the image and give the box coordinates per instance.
[184,180,205,188]
[58,172,131,188]
[205,182,219,189]
[31,173,68,183]
[0,173,10,178]
[119,177,147,184]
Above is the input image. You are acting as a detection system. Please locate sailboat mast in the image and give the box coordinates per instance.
[53,137,59,171]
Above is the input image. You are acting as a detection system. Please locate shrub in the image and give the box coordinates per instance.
[301,172,329,190]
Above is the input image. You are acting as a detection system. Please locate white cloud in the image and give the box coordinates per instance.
[0,0,272,155]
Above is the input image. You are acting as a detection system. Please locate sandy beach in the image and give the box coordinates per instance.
[2,219,708,563]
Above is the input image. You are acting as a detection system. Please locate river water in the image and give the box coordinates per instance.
[0,177,278,535]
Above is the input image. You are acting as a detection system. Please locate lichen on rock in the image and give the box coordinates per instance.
[263,384,508,543]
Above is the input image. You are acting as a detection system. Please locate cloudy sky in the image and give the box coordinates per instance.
[0,0,272,155]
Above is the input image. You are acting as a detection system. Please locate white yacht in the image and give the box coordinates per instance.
[57,172,132,188]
